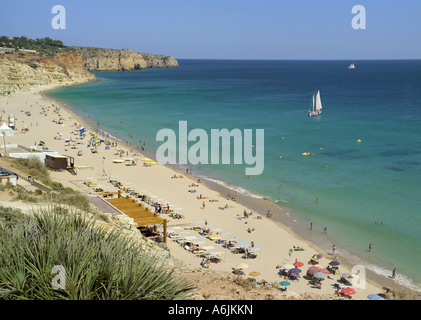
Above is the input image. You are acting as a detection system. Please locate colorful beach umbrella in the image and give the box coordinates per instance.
[341,288,356,296]
[249,271,260,276]
[293,259,304,267]
[311,254,323,260]
[313,272,328,280]
[318,268,331,274]
[307,266,320,276]
[288,268,301,274]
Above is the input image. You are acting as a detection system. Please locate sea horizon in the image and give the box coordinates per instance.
[46,58,421,293]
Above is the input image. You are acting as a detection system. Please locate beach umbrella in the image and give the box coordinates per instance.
[282,264,295,270]
[249,271,260,277]
[279,281,291,287]
[341,288,356,296]
[307,266,320,276]
[329,261,341,266]
[367,294,383,300]
[311,254,323,260]
[288,268,301,274]
[294,259,304,267]
[219,232,232,237]
[237,240,251,248]
[39,141,45,145]
[313,272,328,280]
[318,268,331,274]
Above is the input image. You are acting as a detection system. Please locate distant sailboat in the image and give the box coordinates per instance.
[348,63,355,69]
[308,90,322,117]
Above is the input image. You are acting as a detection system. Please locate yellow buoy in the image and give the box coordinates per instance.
[357,139,362,143]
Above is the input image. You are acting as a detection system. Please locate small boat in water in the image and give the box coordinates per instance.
[308,90,323,117]
[348,63,355,69]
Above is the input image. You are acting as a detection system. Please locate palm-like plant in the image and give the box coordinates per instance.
[0,206,195,300]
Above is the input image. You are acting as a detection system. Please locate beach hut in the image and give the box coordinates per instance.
[45,154,69,170]
[0,167,18,186]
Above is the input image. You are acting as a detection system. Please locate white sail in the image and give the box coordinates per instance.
[315,90,322,110]
[312,94,315,111]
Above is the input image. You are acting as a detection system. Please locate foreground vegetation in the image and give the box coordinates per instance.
[8,157,92,212]
[0,206,195,300]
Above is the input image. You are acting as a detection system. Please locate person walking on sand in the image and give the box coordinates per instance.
[202,201,205,209]
[392,268,396,279]
[332,244,336,255]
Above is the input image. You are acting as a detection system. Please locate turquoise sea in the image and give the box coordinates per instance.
[47,60,421,292]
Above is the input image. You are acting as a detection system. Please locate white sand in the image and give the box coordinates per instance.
[0,89,389,299]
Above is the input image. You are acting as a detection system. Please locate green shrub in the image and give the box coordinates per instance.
[0,208,195,300]
[0,206,27,228]
[28,62,38,69]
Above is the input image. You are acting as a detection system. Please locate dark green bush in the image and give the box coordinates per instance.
[0,208,195,300]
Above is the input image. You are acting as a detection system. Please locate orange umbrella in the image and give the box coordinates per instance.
[341,288,356,296]
[293,258,304,267]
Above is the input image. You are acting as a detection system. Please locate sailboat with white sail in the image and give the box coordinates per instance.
[308,90,323,117]
[348,63,355,69]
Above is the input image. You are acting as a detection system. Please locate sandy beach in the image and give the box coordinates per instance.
[0,88,410,300]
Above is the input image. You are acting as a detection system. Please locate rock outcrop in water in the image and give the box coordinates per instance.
[75,47,178,71]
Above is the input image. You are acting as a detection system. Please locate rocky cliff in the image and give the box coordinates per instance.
[75,47,178,71]
[0,52,96,97]
[0,47,178,97]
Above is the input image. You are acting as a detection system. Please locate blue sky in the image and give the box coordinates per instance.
[1,0,420,59]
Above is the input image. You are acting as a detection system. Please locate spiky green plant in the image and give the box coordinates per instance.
[0,206,195,300]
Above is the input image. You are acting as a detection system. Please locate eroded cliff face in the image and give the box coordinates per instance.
[75,47,178,71]
[0,47,179,97]
[0,52,96,97]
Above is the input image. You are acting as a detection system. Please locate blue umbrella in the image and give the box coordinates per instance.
[288,268,302,274]
[329,261,341,266]
[279,281,291,286]
[367,294,383,300]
